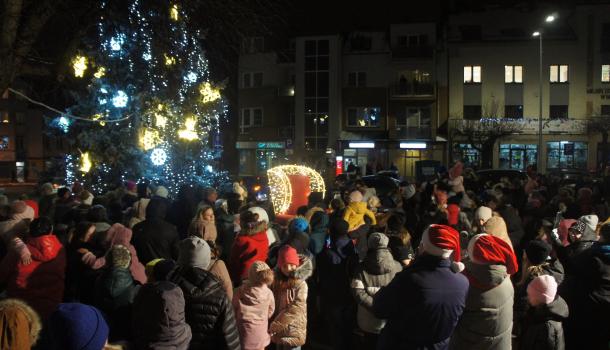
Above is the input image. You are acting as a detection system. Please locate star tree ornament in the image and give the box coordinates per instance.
[60,0,228,194]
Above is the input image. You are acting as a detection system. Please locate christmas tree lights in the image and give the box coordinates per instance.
[72,55,88,77]
[58,0,227,195]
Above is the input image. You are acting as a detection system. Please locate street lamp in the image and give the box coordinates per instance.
[533,13,556,172]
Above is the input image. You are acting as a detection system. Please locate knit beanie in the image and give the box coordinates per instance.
[527,275,558,306]
[421,225,463,271]
[49,303,109,350]
[289,217,309,233]
[278,245,300,268]
[579,214,599,232]
[154,186,169,199]
[468,234,518,275]
[525,240,552,265]
[178,237,211,270]
[349,190,363,203]
[107,245,131,269]
[483,216,512,247]
[368,232,389,249]
[475,206,493,223]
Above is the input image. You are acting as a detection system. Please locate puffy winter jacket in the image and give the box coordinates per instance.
[94,267,140,340]
[351,244,402,334]
[232,283,275,350]
[520,296,568,350]
[343,202,377,232]
[270,255,313,347]
[132,199,180,264]
[168,265,241,350]
[229,223,269,284]
[0,234,66,319]
[450,263,514,350]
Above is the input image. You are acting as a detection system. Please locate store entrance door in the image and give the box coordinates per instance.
[402,150,421,179]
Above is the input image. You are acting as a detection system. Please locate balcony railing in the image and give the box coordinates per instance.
[395,126,432,139]
[449,118,588,134]
[389,82,435,97]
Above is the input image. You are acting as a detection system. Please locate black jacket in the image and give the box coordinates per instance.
[132,199,180,264]
[520,297,569,350]
[94,267,140,341]
[168,265,241,350]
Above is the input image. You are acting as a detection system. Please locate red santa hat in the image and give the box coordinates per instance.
[467,234,518,275]
[422,224,463,271]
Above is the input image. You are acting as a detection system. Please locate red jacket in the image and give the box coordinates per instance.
[229,231,269,283]
[0,234,66,319]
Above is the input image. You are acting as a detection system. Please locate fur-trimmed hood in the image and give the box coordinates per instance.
[0,298,42,349]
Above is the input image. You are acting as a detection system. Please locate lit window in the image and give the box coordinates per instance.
[464,65,481,83]
[505,65,523,83]
[602,64,610,82]
[550,64,569,83]
[347,107,380,127]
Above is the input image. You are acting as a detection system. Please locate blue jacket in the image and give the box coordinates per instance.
[373,254,469,350]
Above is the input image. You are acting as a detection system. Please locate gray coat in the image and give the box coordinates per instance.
[351,245,402,334]
[450,263,514,350]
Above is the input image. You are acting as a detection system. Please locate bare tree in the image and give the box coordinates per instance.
[588,113,610,172]
[453,101,524,169]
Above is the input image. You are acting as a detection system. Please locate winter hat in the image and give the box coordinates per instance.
[527,275,558,306]
[278,245,300,268]
[474,206,493,223]
[468,234,518,275]
[571,220,587,235]
[421,225,462,270]
[154,186,169,199]
[289,217,309,233]
[79,191,94,206]
[579,214,599,232]
[107,244,131,269]
[525,240,552,265]
[483,216,513,247]
[178,236,211,270]
[368,232,389,249]
[329,218,349,238]
[125,180,137,192]
[349,190,363,203]
[248,206,270,224]
[49,303,109,350]
[403,184,416,200]
[40,183,54,196]
[0,299,42,350]
[248,261,273,285]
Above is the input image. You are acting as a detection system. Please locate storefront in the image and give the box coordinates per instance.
[237,141,286,176]
[546,141,588,169]
[452,143,481,169]
[499,144,537,170]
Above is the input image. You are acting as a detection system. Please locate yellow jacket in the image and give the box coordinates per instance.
[343,202,377,232]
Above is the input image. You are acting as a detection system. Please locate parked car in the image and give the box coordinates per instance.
[547,168,589,184]
[476,169,528,186]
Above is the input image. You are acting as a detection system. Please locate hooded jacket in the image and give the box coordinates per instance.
[0,298,42,350]
[450,263,514,350]
[229,222,269,284]
[308,209,329,255]
[520,296,569,350]
[373,254,469,350]
[132,199,180,264]
[0,234,66,320]
[133,281,192,350]
[270,255,313,347]
[351,235,402,334]
[94,267,140,340]
[343,202,377,232]
[105,224,147,284]
[188,217,218,241]
[232,283,275,350]
[317,236,358,306]
[168,265,241,350]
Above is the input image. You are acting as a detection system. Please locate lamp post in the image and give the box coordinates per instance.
[532,14,555,173]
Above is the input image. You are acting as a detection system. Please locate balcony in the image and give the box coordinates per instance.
[391,45,433,59]
[389,82,435,99]
[394,126,432,140]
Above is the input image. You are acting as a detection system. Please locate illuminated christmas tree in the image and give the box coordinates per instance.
[60,0,226,194]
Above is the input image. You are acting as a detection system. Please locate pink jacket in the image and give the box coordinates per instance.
[105,223,147,284]
[232,283,275,350]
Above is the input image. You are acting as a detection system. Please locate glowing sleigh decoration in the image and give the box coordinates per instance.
[267,165,325,215]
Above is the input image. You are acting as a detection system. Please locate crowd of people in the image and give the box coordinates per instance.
[0,162,608,350]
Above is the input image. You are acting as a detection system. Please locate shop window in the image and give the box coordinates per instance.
[547,141,588,169]
[454,143,480,168]
[499,144,537,170]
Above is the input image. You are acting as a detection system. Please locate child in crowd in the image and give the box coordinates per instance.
[270,245,312,350]
[343,191,377,233]
[233,261,275,350]
[521,275,568,350]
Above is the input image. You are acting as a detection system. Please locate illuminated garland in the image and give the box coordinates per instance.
[267,165,326,214]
